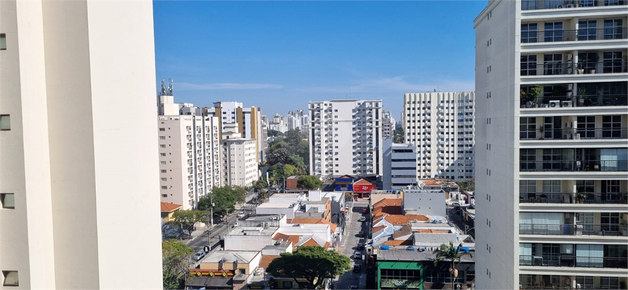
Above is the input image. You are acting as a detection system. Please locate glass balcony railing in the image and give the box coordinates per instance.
[521,28,628,43]
[520,94,628,108]
[520,192,628,204]
[521,0,627,10]
[521,61,628,76]
[520,160,628,171]
[519,223,627,236]
[520,254,628,268]
[520,127,628,140]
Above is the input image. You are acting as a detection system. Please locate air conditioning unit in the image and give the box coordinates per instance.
[562,101,573,107]
[549,100,561,107]
[575,133,581,140]
[566,4,575,8]
[565,122,571,128]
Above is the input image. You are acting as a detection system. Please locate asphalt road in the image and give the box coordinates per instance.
[335,201,369,290]
[187,189,257,252]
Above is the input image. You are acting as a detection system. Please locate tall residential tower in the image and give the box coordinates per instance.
[475,1,627,289]
[0,0,162,288]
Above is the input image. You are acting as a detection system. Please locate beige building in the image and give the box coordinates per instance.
[158,95,221,209]
[221,124,260,187]
[0,0,162,288]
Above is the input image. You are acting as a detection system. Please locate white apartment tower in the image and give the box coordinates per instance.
[475,1,627,289]
[383,141,418,190]
[221,124,260,187]
[382,109,396,139]
[402,92,476,181]
[158,94,221,210]
[0,0,162,288]
[205,101,264,162]
[309,99,384,178]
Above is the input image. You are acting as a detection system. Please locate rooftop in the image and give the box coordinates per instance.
[259,255,281,269]
[257,202,297,209]
[226,226,278,236]
[422,180,441,186]
[160,202,181,212]
[288,218,337,232]
[412,233,466,247]
[377,249,474,263]
[200,250,260,263]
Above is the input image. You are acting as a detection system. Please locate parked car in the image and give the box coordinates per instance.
[237,211,246,219]
[194,250,206,261]
[352,264,362,273]
[356,243,365,250]
[362,208,368,214]
[356,232,365,238]
[452,202,461,210]
[358,216,366,222]
[353,251,362,259]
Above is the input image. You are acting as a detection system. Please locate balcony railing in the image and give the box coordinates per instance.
[520,254,628,268]
[521,61,628,76]
[521,28,628,43]
[520,160,628,171]
[521,0,628,10]
[520,192,628,204]
[520,127,628,140]
[521,94,628,108]
[519,223,627,236]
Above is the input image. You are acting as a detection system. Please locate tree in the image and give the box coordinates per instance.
[257,189,268,203]
[253,179,268,191]
[267,246,351,289]
[198,186,246,217]
[433,242,471,289]
[297,175,323,190]
[162,240,194,289]
[171,210,209,234]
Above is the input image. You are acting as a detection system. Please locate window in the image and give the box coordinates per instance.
[1,193,15,209]
[603,51,623,73]
[602,115,621,138]
[604,19,623,39]
[544,22,563,42]
[159,128,165,131]
[542,149,562,170]
[520,55,537,76]
[543,54,563,75]
[519,117,536,139]
[578,52,599,72]
[160,169,167,173]
[520,149,536,171]
[0,115,10,131]
[0,34,5,50]
[578,20,597,41]
[2,271,18,286]
[521,23,538,43]
[577,116,595,138]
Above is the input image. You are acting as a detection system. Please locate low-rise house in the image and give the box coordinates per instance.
[161,202,181,222]
[273,223,334,250]
[188,250,262,290]
[223,226,279,251]
[255,202,299,219]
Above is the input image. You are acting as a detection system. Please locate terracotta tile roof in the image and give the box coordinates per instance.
[273,232,290,241]
[353,178,374,185]
[289,218,337,232]
[287,235,301,246]
[414,229,448,234]
[384,214,429,226]
[300,238,320,247]
[372,199,403,218]
[324,242,331,250]
[392,226,413,239]
[160,202,181,212]
[373,225,386,234]
[423,180,441,186]
[383,239,414,246]
[259,255,281,269]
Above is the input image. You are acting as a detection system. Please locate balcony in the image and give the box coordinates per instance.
[520,223,627,236]
[520,160,627,171]
[521,60,628,76]
[521,127,628,140]
[521,28,628,44]
[519,254,627,268]
[521,94,627,108]
[520,192,628,204]
[521,0,628,10]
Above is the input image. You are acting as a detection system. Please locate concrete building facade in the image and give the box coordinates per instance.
[474,1,628,289]
[402,92,476,181]
[383,141,419,190]
[221,124,259,187]
[0,0,162,288]
[309,99,384,178]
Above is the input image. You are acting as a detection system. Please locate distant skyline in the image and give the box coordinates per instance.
[154,1,485,120]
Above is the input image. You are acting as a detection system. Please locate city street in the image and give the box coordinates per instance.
[335,201,369,290]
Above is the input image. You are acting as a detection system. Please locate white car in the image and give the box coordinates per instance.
[237,211,246,219]
[194,250,206,261]
[353,251,362,259]
[358,216,366,222]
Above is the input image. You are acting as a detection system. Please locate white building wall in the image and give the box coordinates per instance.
[403,92,475,181]
[221,138,259,187]
[0,0,162,288]
[309,99,383,178]
[402,189,447,217]
[224,234,275,251]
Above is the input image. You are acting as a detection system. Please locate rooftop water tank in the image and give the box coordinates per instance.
[380,245,390,250]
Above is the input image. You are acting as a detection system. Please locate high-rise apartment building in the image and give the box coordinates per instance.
[221,124,260,187]
[382,109,396,139]
[309,99,383,178]
[383,140,418,190]
[269,113,288,133]
[205,101,265,162]
[0,0,161,288]
[475,1,627,289]
[402,92,476,181]
[288,110,310,133]
[158,95,221,210]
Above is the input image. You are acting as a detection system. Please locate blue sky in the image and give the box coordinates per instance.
[154,1,486,120]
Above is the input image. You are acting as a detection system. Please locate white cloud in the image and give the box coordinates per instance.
[177,82,284,90]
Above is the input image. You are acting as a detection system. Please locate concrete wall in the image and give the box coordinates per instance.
[224,234,275,251]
